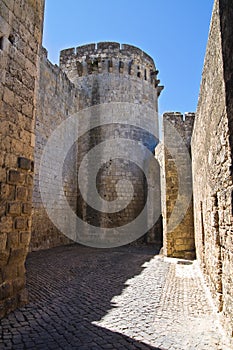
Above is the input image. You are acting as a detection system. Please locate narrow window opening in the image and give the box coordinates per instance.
[8,34,15,45]
[200,201,205,245]
[108,60,113,72]
[0,36,4,50]
[213,193,218,207]
[76,61,83,77]
[119,61,124,73]
[144,69,147,80]
[137,72,141,78]
[128,61,133,74]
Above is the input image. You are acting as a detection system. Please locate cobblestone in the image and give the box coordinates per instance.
[0,244,232,350]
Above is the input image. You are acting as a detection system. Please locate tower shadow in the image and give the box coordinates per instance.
[0,244,164,349]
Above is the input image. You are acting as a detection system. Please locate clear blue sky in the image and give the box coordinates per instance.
[43,0,214,115]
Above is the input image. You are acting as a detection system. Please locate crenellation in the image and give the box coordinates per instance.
[60,42,162,245]
[77,43,96,54]
[60,42,162,89]
[97,41,120,50]
[0,0,232,340]
[121,43,154,66]
[60,47,75,58]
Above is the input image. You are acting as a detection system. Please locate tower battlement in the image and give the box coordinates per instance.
[60,42,163,92]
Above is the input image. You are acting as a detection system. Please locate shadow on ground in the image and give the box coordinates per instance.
[0,244,163,350]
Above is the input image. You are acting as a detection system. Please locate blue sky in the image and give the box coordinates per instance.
[43,0,214,115]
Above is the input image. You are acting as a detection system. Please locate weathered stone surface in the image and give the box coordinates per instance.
[0,0,44,318]
[31,41,163,250]
[30,48,78,251]
[162,112,195,260]
[18,157,31,170]
[192,0,233,337]
[59,42,162,246]
[0,0,232,341]
[0,245,232,350]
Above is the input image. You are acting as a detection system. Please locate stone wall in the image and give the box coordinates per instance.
[0,0,44,317]
[31,42,163,250]
[30,48,79,250]
[192,0,233,336]
[60,42,163,246]
[162,112,195,259]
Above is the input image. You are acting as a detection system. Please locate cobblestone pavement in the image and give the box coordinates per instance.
[0,244,232,350]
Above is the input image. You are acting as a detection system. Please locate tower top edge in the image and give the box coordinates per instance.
[60,42,155,67]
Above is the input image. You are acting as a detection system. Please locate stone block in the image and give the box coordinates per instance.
[16,186,27,200]
[14,217,27,230]
[4,153,18,168]
[3,87,14,105]
[7,232,19,248]
[18,156,31,170]
[20,231,30,245]
[11,138,26,154]
[0,233,7,250]
[7,202,21,216]
[0,1,9,23]
[22,203,31,215]
[0,183,15,200]
[26,173,33,186]
[0,216,13,232]
[0,167,7,182]
[8,169,24,184]
[0,249,9,267]
[22,103,33,118]
[1,0,14,11]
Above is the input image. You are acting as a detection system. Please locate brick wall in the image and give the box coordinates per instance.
[0,0,44,317]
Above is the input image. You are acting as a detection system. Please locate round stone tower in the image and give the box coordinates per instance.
[60,42,163,246]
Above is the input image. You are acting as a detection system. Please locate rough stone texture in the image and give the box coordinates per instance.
[162,112,195,260]
[0,0,233,341]
[30,47,79,251]
[192,0,233,337]
[0,0,44,317]
[30,42,163,249]
[59,42,163,245]
[0,245,232,350]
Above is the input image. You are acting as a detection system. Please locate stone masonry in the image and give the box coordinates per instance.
[0,0,232,340]
[31,42,164,250]
[1,244,232,350]
[192,0,233,337]
[0,0,44,317]
[59,43,163,245]
[162,112,195,260]
[30,47,78,251]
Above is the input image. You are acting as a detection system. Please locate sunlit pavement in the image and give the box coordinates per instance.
[0,244,232,350]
